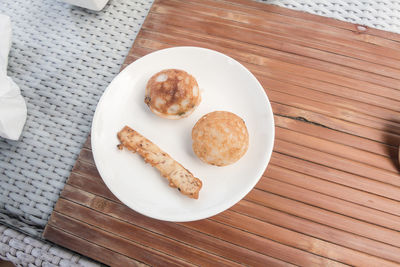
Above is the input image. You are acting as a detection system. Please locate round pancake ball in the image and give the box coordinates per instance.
[192,111,249,166]
[145,69,201,119]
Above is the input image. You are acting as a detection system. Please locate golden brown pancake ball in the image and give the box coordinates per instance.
[192,111,249,166]
[145,69,201,119]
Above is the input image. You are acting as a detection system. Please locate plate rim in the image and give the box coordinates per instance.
[91,46,275,222]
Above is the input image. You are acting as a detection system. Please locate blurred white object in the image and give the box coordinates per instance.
[61,0,110,11]
[0,14,27,140]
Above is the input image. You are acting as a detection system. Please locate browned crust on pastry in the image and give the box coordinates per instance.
[192,111,249,166]
[145,69,201,119]
[117,126,202,199]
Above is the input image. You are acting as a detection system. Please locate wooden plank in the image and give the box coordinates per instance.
[179,220,346,266]
[274,116,396,158]
[270,91,400,136]
[271,102,399,146]
[48,212,193,267]
[212,210,398,266]
[231,200,400,263]
[270,153,400,202]
[257,176,400,231]
[275,127,397,172]
[82,135,91,149]
[55,198,238,267]
[245,189,400,247]
[67,172,120,202]
[274,139,400,187]
[78,147,94,165]
[265,78,400,124]
[60,185,293,267]
[44,225,147,267]
[265,164,400,217]
[71,159,102,180]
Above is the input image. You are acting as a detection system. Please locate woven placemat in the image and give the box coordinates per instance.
[0,0,153,233]
[0,225,101,267]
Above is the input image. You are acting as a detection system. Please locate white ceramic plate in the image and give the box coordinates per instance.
[91,47,274,222]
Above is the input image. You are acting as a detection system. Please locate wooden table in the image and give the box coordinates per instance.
[44,0,400,266]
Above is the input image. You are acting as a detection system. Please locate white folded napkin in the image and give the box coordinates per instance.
[61,0,110,11]
[0,14,27,141]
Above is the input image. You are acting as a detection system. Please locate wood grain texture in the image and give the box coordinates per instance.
[44,0,400,266]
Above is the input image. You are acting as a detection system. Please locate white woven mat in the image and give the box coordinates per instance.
[0,0,153,232]
[0,225,101,267]
[0,0,399,266]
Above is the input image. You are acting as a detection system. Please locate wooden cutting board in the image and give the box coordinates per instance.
[43,0,400,266]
